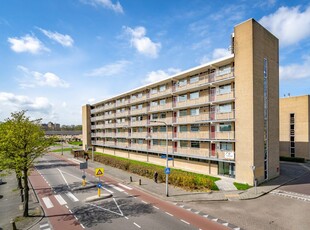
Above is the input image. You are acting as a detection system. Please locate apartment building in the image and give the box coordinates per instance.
[82,19,280,185]
[280,95,310,160]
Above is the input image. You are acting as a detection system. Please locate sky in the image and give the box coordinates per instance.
[1,0,310,125]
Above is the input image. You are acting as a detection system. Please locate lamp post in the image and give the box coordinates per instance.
[151,120,169,197]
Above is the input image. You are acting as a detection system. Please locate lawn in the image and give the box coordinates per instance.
[233,182,252,190]
[68,141,82,146]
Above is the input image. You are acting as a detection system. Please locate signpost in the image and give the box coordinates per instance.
[165,167,171,175]
[80,162,88,186]
[95,168,104,197]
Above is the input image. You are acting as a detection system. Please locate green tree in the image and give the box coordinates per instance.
[0,111,53,217]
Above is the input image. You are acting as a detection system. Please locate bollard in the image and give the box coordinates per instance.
[11,219,17,230]
[139,179,141,186]
[130,176,132,182]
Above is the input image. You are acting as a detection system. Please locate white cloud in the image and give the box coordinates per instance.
[8,34,49,54]
[38,28,74,47]
[259,6,310,46]
[80,0,123,13]
[85,60,130,77]
[144,68,181,84]
[18,65,70,88]
[199,48,231,64]
[124,26,161,58]
[0,92,52,114]
[62,102,67,108]
[88,98,96,103]
[280,56,310,80]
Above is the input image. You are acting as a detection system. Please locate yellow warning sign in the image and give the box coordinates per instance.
[95,168,104,177]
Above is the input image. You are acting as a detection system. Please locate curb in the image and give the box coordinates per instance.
[72,184,97,191]
[85,193,113,202]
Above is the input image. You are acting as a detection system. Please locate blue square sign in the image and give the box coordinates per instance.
[165,167,171,174]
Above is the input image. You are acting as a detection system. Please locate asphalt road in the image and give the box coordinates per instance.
[31,154,227,230]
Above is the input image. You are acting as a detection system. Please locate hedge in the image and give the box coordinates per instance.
[280,156,305,163]
[90,151,219,191]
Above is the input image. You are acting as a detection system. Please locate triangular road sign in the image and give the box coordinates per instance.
[95,168,104,177]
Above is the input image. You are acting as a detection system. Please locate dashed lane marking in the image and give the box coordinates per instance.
[180,219,190,225]
[42,197,54,209]
[108,184,125,192]
[153,206,159,210]
[141,200,148,204]
[80,223,85,229]
[134,222,141,228]
[165,212,173,216]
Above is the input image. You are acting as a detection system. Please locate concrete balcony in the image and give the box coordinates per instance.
[211,90,235,103]
[216,150,235,161]
[105,132,115,138]
[115,122,130,128]
[131,132,147,139]
[175,147,210,157]
[130,107,148,115]
[175,114,210,124]
[211,110,235,121]
[91,115,104,122]
[211,131,235,140]
[131,120,147,127]
[91,124,105,130]
[175,76,208,93]
[149,102,172,112]
[175,131,209,139]
[115,111,130,118]
[130,143,147,151]
[93,141,104,145]
[115,132,128,138]
[130,95,147,104]
[105,123,115,128]
[149,88,173,99]
[174,96,209,109]
[149,117,173,125]
[105,141,116,147]
[149,145,173,154]
[105,103,115,110]
[148,132,173,139]
[115,100,130,108]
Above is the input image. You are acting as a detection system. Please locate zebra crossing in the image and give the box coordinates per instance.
[42,183,132,209]
[40,222,52,230]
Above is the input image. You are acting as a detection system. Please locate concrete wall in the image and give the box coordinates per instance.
[82,104,91,150]
[280,95,310,160]
[235,19,279,185]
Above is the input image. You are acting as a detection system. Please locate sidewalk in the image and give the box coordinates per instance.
[0,172,43,230]
[56,150,310,203]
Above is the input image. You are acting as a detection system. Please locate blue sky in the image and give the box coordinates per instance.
[1,0,310,125]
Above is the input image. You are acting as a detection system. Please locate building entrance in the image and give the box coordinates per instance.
[218,162,235,178]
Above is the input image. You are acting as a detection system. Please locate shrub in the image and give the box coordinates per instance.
[91,152,220,191]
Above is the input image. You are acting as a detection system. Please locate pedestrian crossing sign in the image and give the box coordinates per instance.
[95,168,104,177]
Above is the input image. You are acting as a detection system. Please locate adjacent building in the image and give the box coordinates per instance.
[82,19,280,185]
[280,95,310,160]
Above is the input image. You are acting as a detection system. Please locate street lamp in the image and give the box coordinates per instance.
[150,120,169,197]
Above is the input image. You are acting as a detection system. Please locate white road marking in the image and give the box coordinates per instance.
[165,212,173,216]
[125,216,129,220]
[69,158,84,164]
[186,208,191,211]
[42,197,54,209]
[58,169,70,188]
[223,223,229,226]
[88,198,124,217]
[212,218,218,222]
[102,187,114,194]
[60,169,84,181]
[69,209,72,213]
[118,183,133,190]
[80,224,85,229]
[65,205,69,209]
[66,192,79,202]
[54,194,67,205]
[74,215,78,220]
[141,200,148,204]
[40,223,49,228]
[195,211,200,214]
[134,222,141,228]
[181,219,190,225]
[109,184,125,192]
[203,215,209,218]
[153,206,159,210]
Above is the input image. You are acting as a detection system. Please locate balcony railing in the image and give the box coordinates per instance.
[175,147,210,157]
[149,145,173,154]
[91,124,105,129]
[175,131,209,139]
[115,111,130,118]
[175,114,210,124]
[149,117,173,125]
[130,95,147,104]
[105,132,115,138]
[148,132,173,139]
[105,123,115,128]
[115,122,130,128]
[149,102,173,112]
[131,132,147,139]
[149,88,173,99]
[211,90,235,103]
[131,120,147,127]
[115,132,128,138]
[130,107,148,115]
[174,96,209,108]
[212,131,235,140]
[93,140,104,145]
[104,113,115,119]
[90,115,104,122]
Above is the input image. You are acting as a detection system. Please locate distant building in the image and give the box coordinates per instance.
[280,95,310,160]
[82,19,280,186]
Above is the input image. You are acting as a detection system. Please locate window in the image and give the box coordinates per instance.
[160,126,166,132]
[191,141,200,148]
[190,91,199,99]
[138,127,143,132]
[153,139,159,145]
[151,87,158,94]
[179,110,187,116]
[190,108,199,116]
[137,139,144,144]
[152,127,158,132]
[160,140,166,146]
[178,94,187,102]
[131,105,136,110]
[219,123,232,131]
[159,84,166,92]
[190,124,199,132]
[116,119,121,123]
[137,116,143,121]
[131,95,137,100]
[138,104,143,109]
[180,140,188,148]
[219,103,232,113]
[218,65,231,76]
[290,136,294,142]
[152,113,158,119]
[151,101,158,107]
[159,99,166,105]
[180,125,187,132]
[116,109,121,113]
[219,84,231,94]
[190,75,199,83]
[131,117,137,122]
[179,79,187,86]
[160,113,166,119]
[137,92,143,98]
[220,142,233,151]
